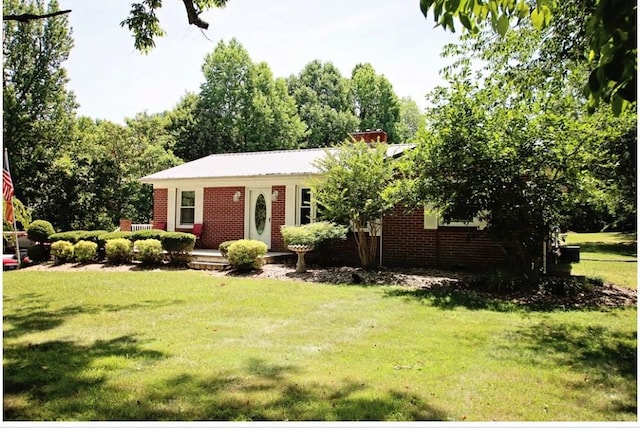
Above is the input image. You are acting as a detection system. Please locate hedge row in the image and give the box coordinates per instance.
[44,228,196,265]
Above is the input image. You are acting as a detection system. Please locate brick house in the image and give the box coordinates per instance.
[140,131,505,271]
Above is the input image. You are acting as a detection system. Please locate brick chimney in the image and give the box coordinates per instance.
[351,129,387,144]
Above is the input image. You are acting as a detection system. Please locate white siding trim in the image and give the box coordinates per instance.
[167,188,176,231]
[285,185,296,226]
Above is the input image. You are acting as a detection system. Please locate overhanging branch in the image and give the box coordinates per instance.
[3,9,71,22]
[182,0,209,30]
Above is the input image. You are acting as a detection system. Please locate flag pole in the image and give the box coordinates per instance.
[4,148,20,267]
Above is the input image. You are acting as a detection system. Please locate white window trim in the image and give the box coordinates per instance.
[176,188,203,229]
[295,186,316,225]
[424,204,487,230]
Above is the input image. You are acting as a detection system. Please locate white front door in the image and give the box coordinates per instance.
[248,188,271,249]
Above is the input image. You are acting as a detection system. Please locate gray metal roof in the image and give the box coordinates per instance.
[140,144,414,182]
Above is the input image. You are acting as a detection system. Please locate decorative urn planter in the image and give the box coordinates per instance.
[287,244,314,273]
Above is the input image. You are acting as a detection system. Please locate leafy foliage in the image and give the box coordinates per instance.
[73,240,98,263]
[105,238,133,265]
[161,232,195,265]
[280,221,348,247]
[50,240,74,264]
[27,220,55,243]
[351,63,401,143]
[134,238,164,266]
[312,141,400,268]
[418,0,636,114]
[218,240,237,258]
[287,60,358,148]
[227,239,267,272]
[3,0,77,224]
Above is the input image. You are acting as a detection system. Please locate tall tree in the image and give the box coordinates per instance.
[351,63,401,143]
[185,39,305,160]
[396,97,424,143]
[3,0,77,223]
[312,140,400,269]
[287,60,358,148]
[403,19,635,283]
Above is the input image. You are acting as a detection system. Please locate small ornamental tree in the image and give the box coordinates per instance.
[311,140,400,269]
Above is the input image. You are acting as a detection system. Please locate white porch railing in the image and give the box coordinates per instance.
[131,224,153,232]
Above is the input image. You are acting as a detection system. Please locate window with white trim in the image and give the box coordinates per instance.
[423,204,487,229]
[298,187,313,225]
[179,190,195,225]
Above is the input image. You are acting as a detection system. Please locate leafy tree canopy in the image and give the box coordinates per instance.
[419,0,636,114]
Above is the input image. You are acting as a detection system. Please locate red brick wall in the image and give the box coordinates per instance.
[270,185,286,251]
[202,187,245,249]
[382,205,505,271]
[152,188,168,225]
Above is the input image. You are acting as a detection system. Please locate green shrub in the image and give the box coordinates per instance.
[50,240,74,264]
[132,229,166,242]
[281,221,348,247]
[98,231,133,244]
[27,245,49,263]
[227,239,267,272]
[50,231,85,244]
[161,232,195,265]
[74,240,98,263]
[134,239,164,266]
[105,238,133,265]
[78,230,109,244]
[27,220,55,243]
[219,240,238,258]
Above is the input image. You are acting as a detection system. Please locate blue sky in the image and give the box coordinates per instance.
[58,0,458,123]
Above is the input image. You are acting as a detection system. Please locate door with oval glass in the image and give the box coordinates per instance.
[248,188,271,249]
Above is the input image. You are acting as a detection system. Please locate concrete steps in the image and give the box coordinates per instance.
[187,249,293,271]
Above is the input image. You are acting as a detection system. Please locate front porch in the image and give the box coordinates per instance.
[188,249,293,271]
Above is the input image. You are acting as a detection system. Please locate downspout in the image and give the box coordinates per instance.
[379,216,383,267]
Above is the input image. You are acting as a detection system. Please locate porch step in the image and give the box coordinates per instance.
[189,260,229,271]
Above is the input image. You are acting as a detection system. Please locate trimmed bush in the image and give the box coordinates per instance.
[132,229,166,242]
[281,221,348,247]
[98,231,133,243]
[219,240,237,258]
[27,220,55,243]
[74,240,98,263]
[27,245,49,263]
[50,240,74,264]
[134,239,164,266]
[78,230,109,244]
[161,232,195,265]
[105,238,133,265]
[50,231,85,244]
[227,239,267,272]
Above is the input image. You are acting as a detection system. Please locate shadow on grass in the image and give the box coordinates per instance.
[384,287,519,312]
[3,335,166,420]
[494,321,637,416]
[3,295,185,339]
[577,241,637,258]
[4,352,449,421]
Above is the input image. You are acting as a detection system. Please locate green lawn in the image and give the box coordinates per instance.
[3,270,636,421]
[564,232,637,289]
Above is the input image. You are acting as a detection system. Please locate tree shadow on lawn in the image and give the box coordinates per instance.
[494,321,637,417]
[577,240,637,258]
[3,294,185,339]
[4,349,449,421]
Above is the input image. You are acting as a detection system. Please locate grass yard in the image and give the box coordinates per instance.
[564,232,637,289]
[3,269,636,421]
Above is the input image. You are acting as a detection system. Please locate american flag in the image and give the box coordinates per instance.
[3,149,15,223]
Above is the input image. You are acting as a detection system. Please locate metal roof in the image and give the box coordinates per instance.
[140,144,414,182]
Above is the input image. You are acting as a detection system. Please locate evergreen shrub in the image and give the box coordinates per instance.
[227,239,267,272]
[105,238,133,265]
[50,240,74,264]
[135,239,164,266]
[74,240,98,263]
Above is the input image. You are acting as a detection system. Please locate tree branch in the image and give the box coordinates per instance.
[3,9,71,22]
[182,0,209,30]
